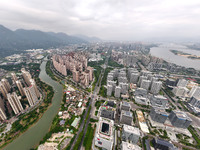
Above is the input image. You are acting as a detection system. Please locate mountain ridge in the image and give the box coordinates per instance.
[0,25,100,57]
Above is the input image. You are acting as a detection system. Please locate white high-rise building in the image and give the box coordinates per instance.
[189,86,200,99]
[24,86,38,107]
[130,73,139,84]
[115,86,121,98]
[140,80,151,90]
[150,81,162,95]
[177,79,188,87]
[107,85,113,96]
[138,76,147,87]
[173,87,189,97]
[121,141,142,150]
[30,79,40,98]
[7,92,23,115]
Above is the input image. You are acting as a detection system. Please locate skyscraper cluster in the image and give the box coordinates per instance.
[52,52,93,86]
[0,69,40,121]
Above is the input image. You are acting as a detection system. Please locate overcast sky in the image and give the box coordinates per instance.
[1,0,200,41]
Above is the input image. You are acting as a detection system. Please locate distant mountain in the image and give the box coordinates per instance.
[0,25,88,57]
[73,34,102,43]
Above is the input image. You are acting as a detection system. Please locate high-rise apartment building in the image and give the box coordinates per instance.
[16,80,25,96]
[30,79,40,98]
[24,86,38,107]
[7,92,23,115]
[150,81,162,95]
[140,80,151,90]
[189,86,200,99]
[21,68,32,86]
[11,73,18,83]
[0,82,9,98]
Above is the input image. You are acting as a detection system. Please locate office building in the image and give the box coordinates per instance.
[168,110,192,128]
[150,81,162,95]
[140,80,151,90]
[150,107,168,123]
[100,107,115,120]
[7,92,23,115]
[176,79,188,87]
[120,101,131,111]
[120,110,133,125]
[152,138,176,150]
[166,79,176,87]
[189,97,200,109]
[172,87,188,97]
[122,124,140,144]
[135,96,149,105]
[95,117,114,150]
[189,86,200,99]
[24,86,38,107]
[150,95,168,108]
[121,141,142,150]
[134,88,147,97]
[16,80,25,96]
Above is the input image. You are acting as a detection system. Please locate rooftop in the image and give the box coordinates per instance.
[154,107,169,117]
[173,111,192,121]
[122,101,130,106]
[123,124,140,135]
[122,141,142,150]
[122,110,133,117]
[154,138,174,148]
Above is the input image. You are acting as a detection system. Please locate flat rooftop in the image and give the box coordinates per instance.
[123,124,140,135]
[174,111,192,121]
[97,117,114,139]
[122,141,142,150]
[122,110,133,117]
[154,107,169,116]
[122,101,130,106]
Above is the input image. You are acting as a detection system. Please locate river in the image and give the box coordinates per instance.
[4,59,63,150]
[150,43,200,70]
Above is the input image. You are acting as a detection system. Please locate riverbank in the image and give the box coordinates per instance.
[3,60,63,150]
[170,49,200,60]
[0,63,54,149]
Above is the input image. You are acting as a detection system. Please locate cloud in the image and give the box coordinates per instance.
[0,0,200,41]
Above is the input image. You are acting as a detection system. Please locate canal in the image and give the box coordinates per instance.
[4,59,63,150]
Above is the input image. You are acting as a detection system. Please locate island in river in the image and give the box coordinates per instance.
[170,49,200,60]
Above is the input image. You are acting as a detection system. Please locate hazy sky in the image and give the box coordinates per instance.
[1,0,200,41]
